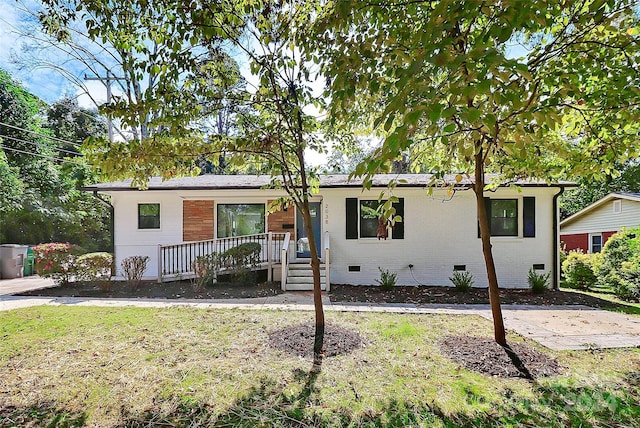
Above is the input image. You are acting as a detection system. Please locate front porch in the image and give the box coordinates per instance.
[157,232,331,291]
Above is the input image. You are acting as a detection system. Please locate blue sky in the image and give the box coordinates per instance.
[0,0,81,102]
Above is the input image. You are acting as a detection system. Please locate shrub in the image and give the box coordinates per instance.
[562,251,597,290]
[617,256,640,302]
[32,242,76,285]
[77,252,113,291]
[449,270,474,292]
[192,253,219,291]
[219,242,262,281]
[121,256,149,290]
[375,267,397,291]
[528,268,550,294]
[598,227,640,300]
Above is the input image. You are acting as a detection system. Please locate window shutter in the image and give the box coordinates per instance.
[479,197,491,238]
[523,197,535,237]
[346,198,358,239]
[392,198,404,240]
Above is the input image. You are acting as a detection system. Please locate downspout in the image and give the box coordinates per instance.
[552,186,565,291]
[92,191,115,276]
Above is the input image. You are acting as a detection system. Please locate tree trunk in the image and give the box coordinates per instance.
[474,148,507,345]
[298,198,325,372]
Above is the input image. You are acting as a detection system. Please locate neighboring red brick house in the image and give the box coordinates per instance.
[560,193,640,253]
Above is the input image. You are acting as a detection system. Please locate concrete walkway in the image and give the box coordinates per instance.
[1,279,639,351]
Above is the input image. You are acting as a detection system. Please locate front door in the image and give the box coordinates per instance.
[296,202,321,258]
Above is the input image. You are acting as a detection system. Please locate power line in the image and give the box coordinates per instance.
[0,134,83,157]
[0,121,84,148]
[0,144,87,166]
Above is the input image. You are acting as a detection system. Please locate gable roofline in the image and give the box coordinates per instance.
[560,192,640,228]
[83,173,576,192]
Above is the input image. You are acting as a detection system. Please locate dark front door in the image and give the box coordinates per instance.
[296,202,321,258]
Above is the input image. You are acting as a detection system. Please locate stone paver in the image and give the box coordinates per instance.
[1,278,638,351]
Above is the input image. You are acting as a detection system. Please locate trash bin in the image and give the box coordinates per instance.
[23,247,35,277]
[0,245,29,279]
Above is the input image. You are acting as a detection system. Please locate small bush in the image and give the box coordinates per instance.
[77,252,113,291]
[32,242,76,285]
[598,227,640,301]
[121,256,149,290]
[192,253,219,291]
[617,256,640,302]
[528,268,550,294]
[375,267,397,291]
[219,242,262,281]
[562,251,597,290]
[449,270,474,292]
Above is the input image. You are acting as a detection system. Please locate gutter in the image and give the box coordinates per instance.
[552,186,565,291]
[91,190,116,276]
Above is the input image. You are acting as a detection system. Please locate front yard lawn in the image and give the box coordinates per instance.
[1,307,639,427]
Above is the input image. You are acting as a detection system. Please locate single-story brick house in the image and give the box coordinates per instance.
[85,174,573,290]
[560,192,640,253]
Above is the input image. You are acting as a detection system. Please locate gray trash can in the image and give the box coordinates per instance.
[0,245,29,279]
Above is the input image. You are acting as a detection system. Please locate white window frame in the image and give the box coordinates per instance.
[137,202,161,231]
[358,199,394,240]
[215,202,266,238]
[589,233,603,253]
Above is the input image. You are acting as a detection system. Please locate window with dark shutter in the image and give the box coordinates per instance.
[523,197,535,237]
[346,198,358,239]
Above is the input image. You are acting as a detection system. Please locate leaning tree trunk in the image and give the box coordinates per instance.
[298,198,325,371]
[474,147,507,345]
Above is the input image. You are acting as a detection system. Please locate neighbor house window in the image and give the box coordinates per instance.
[489,199,518,236]
[217,204,265,238]
[138,203,160,229]
[590,234,602,253]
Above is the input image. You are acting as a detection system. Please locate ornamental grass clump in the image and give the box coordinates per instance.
[375,267,397,291]
[449,270,474,292]
[528,268,550,294]
[32,242,76,285]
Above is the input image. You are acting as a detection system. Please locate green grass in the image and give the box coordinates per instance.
[560,285,640,316]
[0,306,639,427]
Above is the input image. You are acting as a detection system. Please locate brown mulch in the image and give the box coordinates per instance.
[268,323,363,358]
[440,335,562,379]
[329,284,620,307]
[18,274,281,300]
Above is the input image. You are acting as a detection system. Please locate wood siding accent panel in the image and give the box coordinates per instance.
[602,231,617,246]
[183,200,214,241]
[267,200,295,233]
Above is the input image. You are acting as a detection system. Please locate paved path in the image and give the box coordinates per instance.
[1,279,639,351]
[0,276,56,295]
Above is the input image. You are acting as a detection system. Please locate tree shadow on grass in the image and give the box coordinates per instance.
[0,403,86,427]
[4,369,639,427]
[126,368,639,427]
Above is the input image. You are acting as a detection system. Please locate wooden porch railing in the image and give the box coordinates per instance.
[158,232,287,282]
[280,232,291,291]
[324,230,331,292]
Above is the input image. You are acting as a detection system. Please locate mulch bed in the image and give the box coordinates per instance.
[268,323,363,358]
[440,335,562,379]
[329,284,620,307]
[18,276,281,300]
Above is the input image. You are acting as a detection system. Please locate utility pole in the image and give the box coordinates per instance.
[84,71,125,142]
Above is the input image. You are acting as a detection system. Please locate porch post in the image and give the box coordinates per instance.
[267,232,273,282]
[157,244,163,283]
